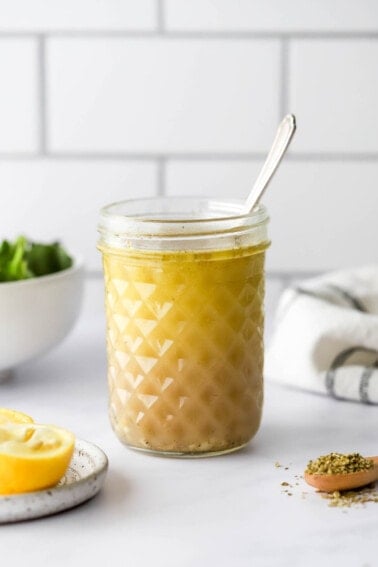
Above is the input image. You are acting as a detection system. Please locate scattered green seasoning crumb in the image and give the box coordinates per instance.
[305,452,374,475]
[323,487,378,508]
[281,481,290,487]
[275,461,291,470]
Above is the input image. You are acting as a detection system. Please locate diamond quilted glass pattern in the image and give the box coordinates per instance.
[102,246,266,454]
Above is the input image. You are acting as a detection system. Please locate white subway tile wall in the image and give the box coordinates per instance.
[166,161,262,200]
[47,38,280,153]
[290,40,378,153]
[0,1,377,273]
[165,0,378,32]
[0,0,157,31]
[0,39,38,152]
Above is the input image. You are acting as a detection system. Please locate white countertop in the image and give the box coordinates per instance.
[1,277,377,567]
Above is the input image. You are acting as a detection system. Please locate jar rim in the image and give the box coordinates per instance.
[98,196,268,238]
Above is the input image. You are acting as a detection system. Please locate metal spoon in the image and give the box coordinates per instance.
[244,114,296,214]
[304,456,378,492]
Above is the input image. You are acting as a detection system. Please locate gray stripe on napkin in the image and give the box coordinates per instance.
[359,361,378,404]
[326,284,367,313]
[326,346,378,401]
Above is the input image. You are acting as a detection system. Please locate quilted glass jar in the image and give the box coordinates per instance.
[98,197,269,457]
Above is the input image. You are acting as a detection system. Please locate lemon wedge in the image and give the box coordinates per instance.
[0,423,75,495]
[0,408,34,425]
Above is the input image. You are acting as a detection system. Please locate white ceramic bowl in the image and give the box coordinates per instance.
[0,256,84,374]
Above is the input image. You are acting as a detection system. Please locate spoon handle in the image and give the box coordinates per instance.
[245,114,296,213]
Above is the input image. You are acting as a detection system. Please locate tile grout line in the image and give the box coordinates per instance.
[157,0,166,34]
[37,34,47,154]
[279,37,290,117]
[1,152,378,162]
[1,30,378,39]
[286,152,378,161]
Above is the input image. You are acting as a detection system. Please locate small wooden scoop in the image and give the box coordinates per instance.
[304,456,378,493]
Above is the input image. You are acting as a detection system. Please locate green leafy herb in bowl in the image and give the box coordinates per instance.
[0,237,73,282]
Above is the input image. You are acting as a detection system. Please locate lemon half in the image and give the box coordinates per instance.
[0,408,34,425]
[0,423,75,495]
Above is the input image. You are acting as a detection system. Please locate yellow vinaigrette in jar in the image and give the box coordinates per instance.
[99,198,269,456]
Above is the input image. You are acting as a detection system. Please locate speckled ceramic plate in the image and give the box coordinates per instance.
[0,438,108,523]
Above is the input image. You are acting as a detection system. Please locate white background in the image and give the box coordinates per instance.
[0,0,378,272]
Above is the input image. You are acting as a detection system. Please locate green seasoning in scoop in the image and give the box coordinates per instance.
[0,236,73,282]
[305,452,374,475]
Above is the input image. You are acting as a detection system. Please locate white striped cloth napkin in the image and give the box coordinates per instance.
[265,265,378,404]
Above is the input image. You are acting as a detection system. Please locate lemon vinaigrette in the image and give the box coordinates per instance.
[98,198,269,456]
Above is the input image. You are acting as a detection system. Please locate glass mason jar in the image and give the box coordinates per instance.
[98,197,270,457]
